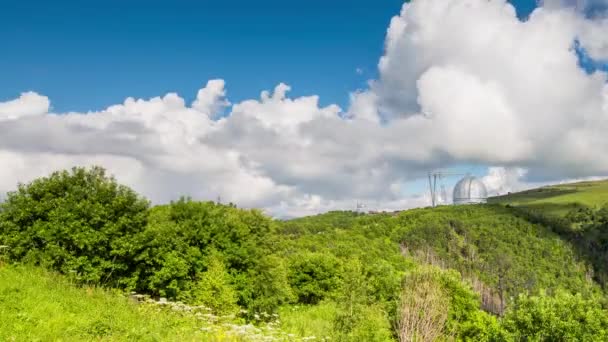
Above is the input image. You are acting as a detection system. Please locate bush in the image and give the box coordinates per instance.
[133,198,293,314]
[0,166,149,287]
[288,252,342,304]
[501,290,608,341]
[397,267,449,342]
[238,254,295,315]
[190,255,239,315]
[397,266,500,341]
[332,259,394,342]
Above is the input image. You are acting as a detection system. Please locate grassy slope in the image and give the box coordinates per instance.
[393,205,596,298]
[489,179,608,287]
[5,180,608,341]
[281,206,598,306]
[0,264,288,342]
[488,179,608,216]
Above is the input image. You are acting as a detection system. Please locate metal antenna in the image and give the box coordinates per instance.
[428,170,468,207]
[440,184,447,205]
[428,172,436,207]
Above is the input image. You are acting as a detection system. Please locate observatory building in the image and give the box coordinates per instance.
[453,176,488,205]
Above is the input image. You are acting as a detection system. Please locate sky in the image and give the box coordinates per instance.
[0,0,405,112]
[1,0,608,217]
[0,0,543,112]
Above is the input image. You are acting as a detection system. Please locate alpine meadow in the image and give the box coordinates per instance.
[2,167,608,341]
[3,0,608,340]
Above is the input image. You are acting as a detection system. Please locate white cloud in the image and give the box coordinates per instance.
[1,0,608,217]
[192,79,230,119]
[358,0,608,176]
[482,167,528,195]
[0,92,49,120]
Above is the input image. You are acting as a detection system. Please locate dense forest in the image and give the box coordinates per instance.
[2,167,608,341]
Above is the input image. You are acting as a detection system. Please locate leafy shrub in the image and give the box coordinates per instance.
[332,259,394,342]
[395,206,593,302]
[0,166,149,287]
[397,267,449,342]
[501,290,608,341]
[237,254,295,315]
[288,252,342,304]
[133,198,294,313]
[397,266,501,341]
[190,255,239,315]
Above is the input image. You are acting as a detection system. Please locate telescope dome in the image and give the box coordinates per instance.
[453,176,487,205]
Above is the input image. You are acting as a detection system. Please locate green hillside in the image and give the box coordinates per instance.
[489,179,608,287]
[489,179,608,217]
[3,168,608,341]
[0,265,293,341]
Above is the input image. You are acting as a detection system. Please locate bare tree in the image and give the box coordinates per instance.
[397,269,449,342]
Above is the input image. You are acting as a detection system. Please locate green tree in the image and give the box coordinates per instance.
[334,259,393,342]
[334,259,368,336]
[288,252,342,304]
[501,290,608,341]
[237,255,295,315]
[0,166,149,287]
[133,199,275,301]
[191,256,239,316]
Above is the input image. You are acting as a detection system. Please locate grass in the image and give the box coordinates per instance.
[488,179,608,217]
[0,264,297,342]
[278,302,337,339]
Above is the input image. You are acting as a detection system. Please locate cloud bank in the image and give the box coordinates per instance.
[1,0,608,216]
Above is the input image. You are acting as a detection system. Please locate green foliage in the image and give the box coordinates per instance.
[288,252,342,304]
[501,200,608,287]
[501,290,608,341]
[190,255,239,315]
[397,266,499,341]
[239,254,295,315]
[134,199,293,313]
[4,168,608,341]
[489,179,608,215]
[0,166,149,287]
[0,264,309,341]
[279,302,338,338]
[341,305,393,342]
[333,259,369,338]
[0,265,208,341]
[394,205,595,302]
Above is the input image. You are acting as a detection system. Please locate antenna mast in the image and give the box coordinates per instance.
[428,170,468,207]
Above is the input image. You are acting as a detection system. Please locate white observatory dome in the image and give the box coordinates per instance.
[453,176,487,205]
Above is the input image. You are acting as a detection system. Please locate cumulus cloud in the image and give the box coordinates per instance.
[542,0,608,17]
[1,0,608,217]
[192,79,230,118]
[361,0,608,177]
[0,92,49,120]
[482,167,529,195]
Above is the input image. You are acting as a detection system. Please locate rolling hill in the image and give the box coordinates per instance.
[488,179,608,217]
[3,168,608,341]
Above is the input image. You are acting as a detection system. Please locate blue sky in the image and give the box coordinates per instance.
[1,0,538,112]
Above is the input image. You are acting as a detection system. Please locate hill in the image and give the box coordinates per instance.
[488,179,608,287]
[282,206,598,313]
[488,179,608,217]
[0,264,298,341]
[3,168,608,341]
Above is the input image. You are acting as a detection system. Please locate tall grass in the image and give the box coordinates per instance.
[0,264,283,341]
